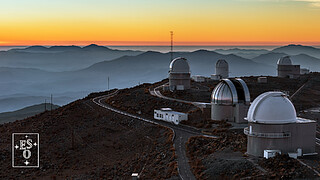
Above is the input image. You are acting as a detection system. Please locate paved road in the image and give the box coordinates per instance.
[174,130,196,180]
[150,84,211,109]
[91,92,217,179]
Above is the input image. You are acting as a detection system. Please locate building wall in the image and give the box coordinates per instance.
[235,103,249,123]
[211,103,248,123]
[211,74,221,81]
[246,122,316,157]
[277,65,300,78]
[169,73,191,90]
[154,110,188,125]
[216,67,228,79]
[211,104,234,121]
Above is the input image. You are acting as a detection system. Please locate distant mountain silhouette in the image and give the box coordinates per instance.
[215,48,269,59]
[291,54,320,70]
[1,44,320,112]
[0,50,275,110]
[252,52,320,72]
[272,44,320,59]
[1,44,142,71]
[23,45,49,52]
[0,94,72,113]
[48,45,82,52]
[252,52,287,66]
[82,44,112,51]
[12,44,111,52]
[84,50,275,80]
[0,103,59,124]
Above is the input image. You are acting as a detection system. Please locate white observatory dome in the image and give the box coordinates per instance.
[215,59,229,79]
[216,59,228,68]
[169,57,190,73]
[211,79,250,105]
[246,91,297,124]
[277,56,292,65]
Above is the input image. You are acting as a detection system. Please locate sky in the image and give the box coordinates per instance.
[0,0,319,46]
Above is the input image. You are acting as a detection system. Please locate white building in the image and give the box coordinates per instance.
[257,77,267,83]
[154,108,188,125]
[277,56,300,79]
[211,59,229,80]
[192,75,205,82]
[300,68,310,75]
[244,91,316,157]
[169,57,191,91]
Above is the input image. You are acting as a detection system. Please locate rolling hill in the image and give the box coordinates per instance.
[0,44,142,71]
[252,52,320,72]
[272,44,320,59]
[0,103,59,124]
[214,48,269,59]
[1,44,320,112]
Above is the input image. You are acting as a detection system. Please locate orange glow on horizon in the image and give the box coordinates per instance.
[1,41,320,47]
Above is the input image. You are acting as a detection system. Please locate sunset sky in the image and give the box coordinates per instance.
[0,0,320,46]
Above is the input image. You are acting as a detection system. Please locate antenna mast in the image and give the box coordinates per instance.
[170,31,173,61]
[50,94,53,116]
[107,76,110,90]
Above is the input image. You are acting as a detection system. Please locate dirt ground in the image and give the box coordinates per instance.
[0,90,178,179]
[185,129,319,179]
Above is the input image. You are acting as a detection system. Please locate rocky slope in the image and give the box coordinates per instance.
[0,90,177,179]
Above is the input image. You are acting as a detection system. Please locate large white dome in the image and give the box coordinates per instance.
[169,57,190,73]
[246,91,297,124]
[277,56,292,65]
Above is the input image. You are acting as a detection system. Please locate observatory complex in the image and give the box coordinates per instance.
[211,78,250,123]
[211,59,229,80]
[277,56,300,79]
[169,57,191,91]
[244,91,316,157]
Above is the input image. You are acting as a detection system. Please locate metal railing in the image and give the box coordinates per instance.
[244,127,291,138]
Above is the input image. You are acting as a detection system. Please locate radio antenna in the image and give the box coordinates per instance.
[170,31,173,61]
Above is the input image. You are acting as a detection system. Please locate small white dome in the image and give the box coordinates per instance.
[216,59,228,68]
[169,57,190,73]
[246,92,297,124]
[277,56,292,65]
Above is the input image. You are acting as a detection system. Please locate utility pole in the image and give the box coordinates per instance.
[108,76,110,90]
[50,94,53,115]
[44,99,47,111]
[170,31,173,61]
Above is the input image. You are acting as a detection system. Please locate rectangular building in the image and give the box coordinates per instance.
[154,108,188,125]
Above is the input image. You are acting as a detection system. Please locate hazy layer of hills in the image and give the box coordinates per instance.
[0,103,59,124]
[214,48,269,59]
[1,44,320,114]
[0,44,142,71]
[272,44,320,59]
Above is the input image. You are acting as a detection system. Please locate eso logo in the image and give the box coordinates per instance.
[12,133,39,168]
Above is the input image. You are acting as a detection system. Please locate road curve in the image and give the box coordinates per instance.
[91,92,212,180]
[150,83,211,109]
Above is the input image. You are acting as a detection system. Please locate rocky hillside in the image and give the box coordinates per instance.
[0,90,177,179]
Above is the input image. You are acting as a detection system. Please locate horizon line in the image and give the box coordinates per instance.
[1,41,320,46]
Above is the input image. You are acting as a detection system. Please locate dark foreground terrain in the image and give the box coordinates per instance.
[0,90,178,179]
[1,74,320,179]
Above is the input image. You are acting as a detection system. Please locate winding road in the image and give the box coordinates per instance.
[91,90,217,180]
[150,83,211,109]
